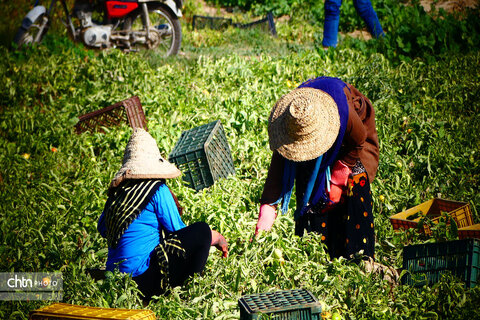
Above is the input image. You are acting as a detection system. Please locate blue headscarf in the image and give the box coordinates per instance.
[274,77,350,220]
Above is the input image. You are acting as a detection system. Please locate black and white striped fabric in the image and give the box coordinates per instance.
[153,229,186,290]
[104,179,164,248]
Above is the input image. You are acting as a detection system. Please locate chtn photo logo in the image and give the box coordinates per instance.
[7,274,33,288]
[7,275,58,288]
[0,272,63,301]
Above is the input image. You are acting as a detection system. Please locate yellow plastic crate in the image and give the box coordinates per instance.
[29,303,155,320]
[459,224,480,240]
[389,198,473,235]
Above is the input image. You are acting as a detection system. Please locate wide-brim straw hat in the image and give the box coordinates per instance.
[110,128,181,188]
[268,87,340,162]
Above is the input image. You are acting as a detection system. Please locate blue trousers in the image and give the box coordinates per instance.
[323,0,384,47]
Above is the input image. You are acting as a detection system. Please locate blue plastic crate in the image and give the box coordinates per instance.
[239,289,322,320]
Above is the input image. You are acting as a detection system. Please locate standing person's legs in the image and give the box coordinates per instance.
[353,0,384,38]
[323,0,343,47]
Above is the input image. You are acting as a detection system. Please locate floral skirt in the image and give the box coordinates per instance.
[295,163,375,260]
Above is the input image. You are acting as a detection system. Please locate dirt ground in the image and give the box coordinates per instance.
[197,0,231,16]
[419,0,478,12]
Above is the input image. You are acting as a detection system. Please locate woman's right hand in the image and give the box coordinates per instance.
[254,204,277,236]
[211,230,228,258]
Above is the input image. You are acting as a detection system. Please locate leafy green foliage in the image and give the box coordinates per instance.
[209,0,480,64]
[1,1,480,319]
[369,1,480,63]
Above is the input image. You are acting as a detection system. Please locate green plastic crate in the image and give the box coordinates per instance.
[169,120,235,191]
[402,238,480,288]
[238,289,322,320]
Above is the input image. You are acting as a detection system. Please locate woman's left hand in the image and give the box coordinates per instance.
[211,230,228,258]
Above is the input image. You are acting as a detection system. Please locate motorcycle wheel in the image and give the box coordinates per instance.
[127,4,181,56]
[14,13,49,47]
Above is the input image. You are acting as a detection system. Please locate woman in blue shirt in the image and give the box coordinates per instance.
[98,128,228,300]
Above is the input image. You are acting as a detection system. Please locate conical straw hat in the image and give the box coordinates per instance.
[268,87,340,162]
[110,128,181,188]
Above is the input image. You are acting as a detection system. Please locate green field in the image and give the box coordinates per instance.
[1,0,480,319]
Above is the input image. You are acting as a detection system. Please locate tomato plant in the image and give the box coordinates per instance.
[0,1,480,319]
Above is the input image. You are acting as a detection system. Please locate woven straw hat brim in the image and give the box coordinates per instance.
[110,128,181,188]
[268,87,340,162]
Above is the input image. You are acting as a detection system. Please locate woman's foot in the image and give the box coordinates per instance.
[362,257,399,284]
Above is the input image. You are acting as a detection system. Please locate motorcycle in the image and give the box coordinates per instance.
[14,0,184,56]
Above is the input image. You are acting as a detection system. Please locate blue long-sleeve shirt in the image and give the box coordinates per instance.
[97,183,186,277]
